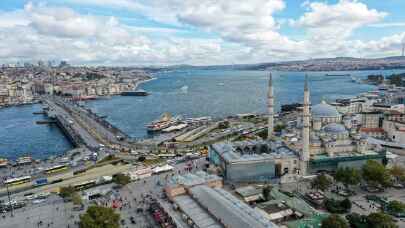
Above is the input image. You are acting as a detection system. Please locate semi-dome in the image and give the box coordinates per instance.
[323,123,347,134]
[311,101,340,118]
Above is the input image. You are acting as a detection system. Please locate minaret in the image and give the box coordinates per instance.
[268,73,274,139]
[301,75,310,175]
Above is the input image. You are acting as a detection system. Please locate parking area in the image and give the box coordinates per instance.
[0,157,207,228]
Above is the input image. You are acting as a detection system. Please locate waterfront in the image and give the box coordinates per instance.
[86,69,393,138]
[2,69,405,159]
[0,104,73,160]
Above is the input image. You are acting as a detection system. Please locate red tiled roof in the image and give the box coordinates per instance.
[360,128,385,133]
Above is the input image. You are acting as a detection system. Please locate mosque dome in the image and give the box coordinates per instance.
[311,101,340,118]
[322,123,347,134]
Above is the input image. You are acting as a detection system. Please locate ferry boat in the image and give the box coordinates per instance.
[325,73,351,77]
[146,113,182,132]
[16,156,33,166]
[121,89,149,96]
[0,158,8,168]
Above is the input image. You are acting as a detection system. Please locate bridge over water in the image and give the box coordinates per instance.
[42,96,133,151]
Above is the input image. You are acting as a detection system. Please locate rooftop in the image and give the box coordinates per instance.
[235,186,263,198]
[211,141,298,163]
[173,195,222,228]
[167,171,222,188]
[322,123,347,134]
[311,101,340,118]
[189,185,278,228]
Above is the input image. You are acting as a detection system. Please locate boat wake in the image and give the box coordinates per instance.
[180,85,189,94]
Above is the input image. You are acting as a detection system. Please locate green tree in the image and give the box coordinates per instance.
[311,174,333,191]
[324,198,352,214]
[335,167,361,189]
[59,186,76,198]
[362,160,392,188]
[367,212,398,228]
[262,185,272,201]
[341,198,352,211]
[72,192,82,206]
[112,173,131,186]
[274,124,286,132]
[257,130,268,140]
[346,213,368,228]
[389,165,405,182]
[321,214,349,228]
[79,205,120,228]
[387,200,405,215]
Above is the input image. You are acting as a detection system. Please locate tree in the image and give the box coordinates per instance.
[79,205,120,228]
[311,174,333,191]
[367,212,398,228]
[324,198,352,213]
[321,214,349,228]
[59,186,76,198]
[257,130,268,140]
[362,160,392,188]
[262,185,272,201]
[335,167,361,189]
[112,173,131,186]
[341,198,352,211]
[346,213,368,228]
[387,200,405,215]
[389,165,405,182]
[72,192,82,206]
[274,124,286,132]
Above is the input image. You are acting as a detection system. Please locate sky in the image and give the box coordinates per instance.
[0,0,405,66]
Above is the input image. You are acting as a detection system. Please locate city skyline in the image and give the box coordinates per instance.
[1,0,405,66]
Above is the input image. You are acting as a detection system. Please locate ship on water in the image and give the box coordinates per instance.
[16,156,33,166]
[325,73,351,77]
[0,158,8,168]
[121,89,149,96]
[146,112,182,133]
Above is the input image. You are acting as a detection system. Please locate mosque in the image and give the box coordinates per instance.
[208,73,385,182]
[296,75,383,174]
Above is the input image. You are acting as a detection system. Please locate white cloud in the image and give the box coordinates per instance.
[369,22,405,28]
[291,0,387,41]
[0,2,237,65]
[0,0,404,65]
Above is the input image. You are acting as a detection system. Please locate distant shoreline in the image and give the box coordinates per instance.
[134,77,157,90]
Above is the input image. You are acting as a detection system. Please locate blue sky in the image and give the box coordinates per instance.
[0,0,404,65]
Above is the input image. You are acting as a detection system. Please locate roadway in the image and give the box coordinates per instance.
[44,97,101,149]
[0,164,133,197]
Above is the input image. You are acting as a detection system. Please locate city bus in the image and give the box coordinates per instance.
[44,164,69,174]
[4,176,32,186]
[74,180,97,191]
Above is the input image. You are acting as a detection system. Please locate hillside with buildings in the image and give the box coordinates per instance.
[161,56,405,72]
[0,63,151,107]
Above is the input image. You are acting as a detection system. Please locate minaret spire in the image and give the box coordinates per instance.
[301,74,310,175]
[268,72,274,139]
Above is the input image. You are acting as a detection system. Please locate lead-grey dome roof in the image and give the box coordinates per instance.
[311,101,340,118]
[323,123,347,134]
